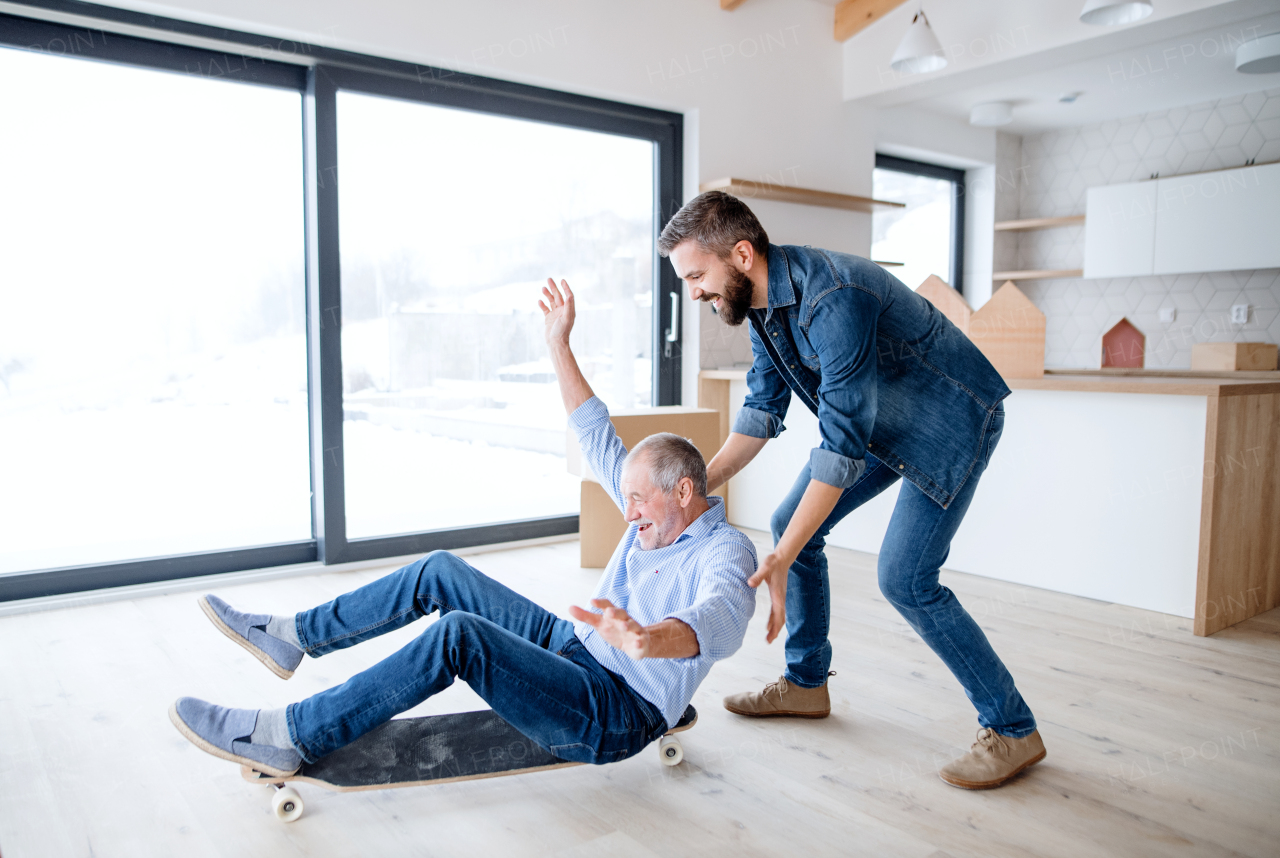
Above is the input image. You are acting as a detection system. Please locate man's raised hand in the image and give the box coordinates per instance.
[570,599,650,660]
[539,278,575,349]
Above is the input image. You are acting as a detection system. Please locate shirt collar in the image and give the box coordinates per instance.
[761,244,795,326]
[641,495,726,550]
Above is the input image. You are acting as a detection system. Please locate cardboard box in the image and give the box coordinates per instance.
[1190,342,1279,371]
[572,407,723,568]
[580,480,628,569]
[567,407,722,479]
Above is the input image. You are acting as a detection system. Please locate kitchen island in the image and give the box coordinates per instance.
[699,368,1280,635]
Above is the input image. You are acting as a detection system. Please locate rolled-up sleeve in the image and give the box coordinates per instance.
[806,287,881,489]
[809,447,864,487]
[732,406,785,440]
[664,538,757,661]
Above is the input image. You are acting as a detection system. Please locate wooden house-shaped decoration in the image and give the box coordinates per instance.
[1102,317,1145,368]
[916,275,973,334]
[968,281,1046,379]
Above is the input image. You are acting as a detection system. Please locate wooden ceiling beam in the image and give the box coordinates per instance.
[720,0,748,10]
[834,0,909,41]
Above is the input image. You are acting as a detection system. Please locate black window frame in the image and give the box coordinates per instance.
[874,153,966,296]
[0,2,683,599]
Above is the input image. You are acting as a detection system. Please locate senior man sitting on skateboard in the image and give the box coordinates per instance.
[170,277,756,778]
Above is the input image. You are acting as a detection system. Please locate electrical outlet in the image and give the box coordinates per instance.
[1159,307,1176,323]
[1231,304,1249,324]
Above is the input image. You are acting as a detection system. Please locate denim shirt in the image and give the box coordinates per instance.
[733,244,1011,509]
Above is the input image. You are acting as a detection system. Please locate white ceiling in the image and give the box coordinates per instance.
[843,0,1280,133]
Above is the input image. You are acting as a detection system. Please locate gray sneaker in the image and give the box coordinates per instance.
[169,697,301,777]
[199,594,303,680]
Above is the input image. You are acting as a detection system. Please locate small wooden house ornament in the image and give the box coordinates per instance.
[1102,317,1145,368]
[916,275,973,334]
[968,281,1046,379]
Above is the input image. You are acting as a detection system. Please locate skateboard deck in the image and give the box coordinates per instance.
[243,705,696,819]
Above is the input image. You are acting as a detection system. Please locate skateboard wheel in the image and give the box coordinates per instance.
[272,786,304,823]
[658,736,683,766]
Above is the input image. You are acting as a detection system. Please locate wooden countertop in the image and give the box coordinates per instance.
[1010,369,1280,397]
[699,368,1280,397]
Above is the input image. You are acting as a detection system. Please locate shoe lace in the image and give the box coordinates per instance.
[973,727,1010,757]
[764,677,789,699]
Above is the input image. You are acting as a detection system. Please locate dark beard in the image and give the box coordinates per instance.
[706,267,754,327]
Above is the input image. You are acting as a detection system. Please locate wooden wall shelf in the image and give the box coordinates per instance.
[992,269,1083,281]
[994,215,1085,231]
[699,178,905,213]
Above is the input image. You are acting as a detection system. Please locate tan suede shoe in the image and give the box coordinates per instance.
[723,675,831,718]
[939,728,1046,789]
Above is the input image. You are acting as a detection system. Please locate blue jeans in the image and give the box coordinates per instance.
[285,551,668,764]
[773,404,1037,738]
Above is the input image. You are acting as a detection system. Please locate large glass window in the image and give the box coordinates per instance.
[0,47,309,573]
[872,154,965,294]
[336,92,655,538]
[0,10,679,596]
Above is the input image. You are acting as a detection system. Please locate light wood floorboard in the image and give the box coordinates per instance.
[1,532,1277,858]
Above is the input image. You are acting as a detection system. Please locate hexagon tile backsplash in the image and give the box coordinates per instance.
[1011,85,1280,370]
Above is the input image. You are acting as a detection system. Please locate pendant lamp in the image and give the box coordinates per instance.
[891,10,947,75]
[1079,0,1153,26]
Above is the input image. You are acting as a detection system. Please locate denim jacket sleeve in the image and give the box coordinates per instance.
[732,320,790,440]
[806,286,881,488]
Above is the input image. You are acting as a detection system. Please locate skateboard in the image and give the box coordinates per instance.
[242,705,698,822]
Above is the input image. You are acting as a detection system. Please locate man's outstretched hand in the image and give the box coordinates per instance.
[747,552,789,644]
[570,599,650,660]
[539,278,575,349]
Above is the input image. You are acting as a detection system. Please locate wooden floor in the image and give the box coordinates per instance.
[1,531,1277,858]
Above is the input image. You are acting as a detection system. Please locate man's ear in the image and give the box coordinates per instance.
[677,477,695,508]
[733,240,756,272]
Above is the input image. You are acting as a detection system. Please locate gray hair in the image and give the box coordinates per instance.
[623,433,708,498]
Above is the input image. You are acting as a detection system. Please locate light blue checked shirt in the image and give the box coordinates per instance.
[569,397,758,727]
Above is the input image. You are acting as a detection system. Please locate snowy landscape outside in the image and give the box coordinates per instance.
[871,167,955,293]
[0,48,311,574]
[336,92,655,539]
[0,50,657,574]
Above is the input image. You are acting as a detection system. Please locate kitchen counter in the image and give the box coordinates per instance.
[1011,369,1280,397]
[698,368,1280,635]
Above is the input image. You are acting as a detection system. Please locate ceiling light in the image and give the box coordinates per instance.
[1059,92,1083,103]
[1079,0,1153,25]
[970,102,1013,127]
[891,10,947,75]
[1236,32,1280,74]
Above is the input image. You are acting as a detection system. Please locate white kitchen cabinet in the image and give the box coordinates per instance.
[1084,161,1280,278]
[1153,161,1280,275]
[1083,181,1157,278]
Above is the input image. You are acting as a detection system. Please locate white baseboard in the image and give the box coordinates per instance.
[0,533,578,618]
